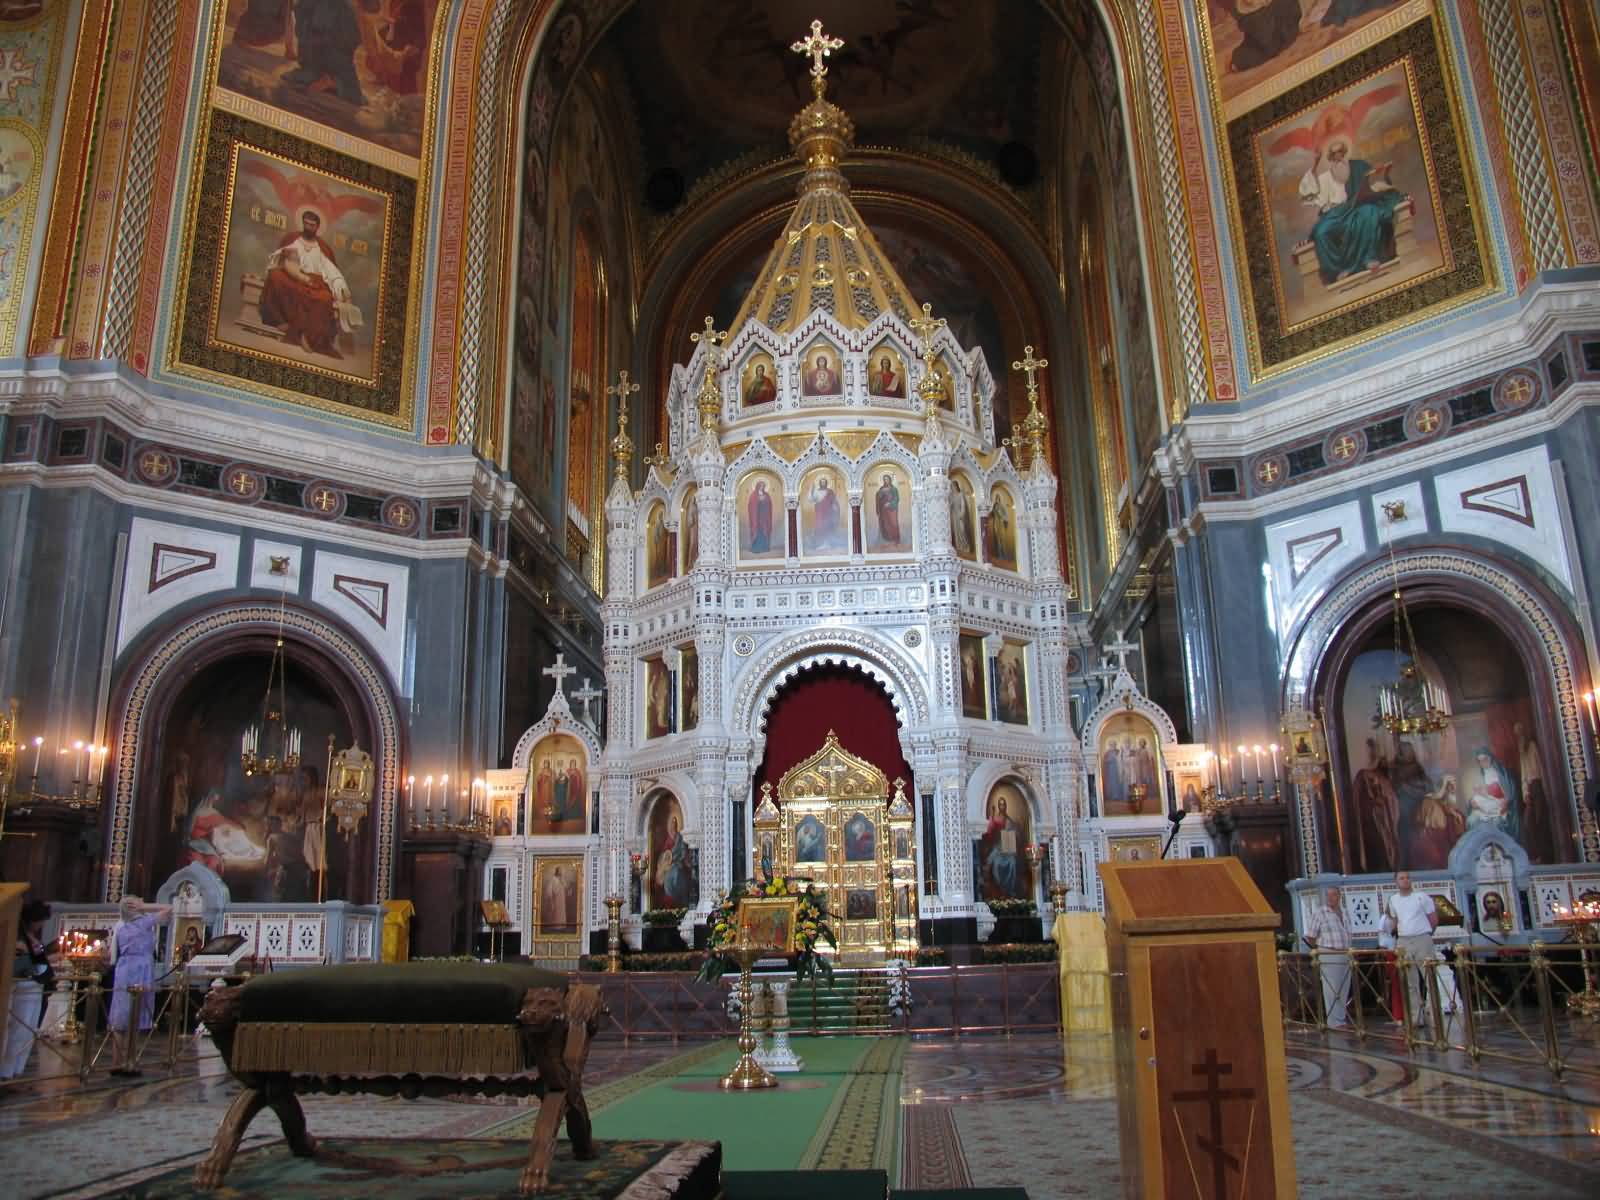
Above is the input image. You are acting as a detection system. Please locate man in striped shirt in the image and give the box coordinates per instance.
[1303,885,1352,1028]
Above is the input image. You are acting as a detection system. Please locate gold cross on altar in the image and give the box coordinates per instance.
[791,19,844,83]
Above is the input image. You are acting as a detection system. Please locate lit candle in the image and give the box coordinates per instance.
[31,735,42,777]
[406,775,415,826]
[1269,743,1280,785]
[73,739,86,781]
[1251,745,1264,789]
[1236,744,1250,790]
[424,774,434,821]
[439,774,449,821]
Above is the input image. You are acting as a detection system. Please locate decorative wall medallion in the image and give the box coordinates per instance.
[733,634,756,657]
[1252,454,1288,490]
[134,446,177,487]
[383,497,419,531]
[221,464,263,501]
[902,629,922,647]
[1493,369,1540,413]
[1323,427,1365,467]
[1406,401,1448,440]
[305,482,346,519]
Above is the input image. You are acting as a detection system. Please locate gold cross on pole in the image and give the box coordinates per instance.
[910,301,949,411]
[791,19,844,85]
[1011,345,1048,404]
[1010,343,1050,469]
[607,369,639,479]
[690,316,728,432]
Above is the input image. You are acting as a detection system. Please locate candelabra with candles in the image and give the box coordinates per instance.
[403,772,493,834]
[1198,742,1285,811]
[1552,899,1600,1020]
[0,703,112,816]
[1375,500,1450,737]
[57,929,110,1044]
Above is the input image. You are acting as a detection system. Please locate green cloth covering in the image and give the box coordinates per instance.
[238,961,569,1025]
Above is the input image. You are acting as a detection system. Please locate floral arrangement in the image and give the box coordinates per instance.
[697,875,836,984]
[987,897,1037,917]
[643,906,689,927]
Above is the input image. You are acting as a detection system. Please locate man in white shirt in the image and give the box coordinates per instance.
[1303,885,1351,1028]
[1386,871,1438,1026]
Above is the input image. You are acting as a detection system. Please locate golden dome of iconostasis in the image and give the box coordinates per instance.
[502,0,1162,606]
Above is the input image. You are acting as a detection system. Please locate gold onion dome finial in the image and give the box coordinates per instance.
[725,20,922,337]
[789,19,852,183]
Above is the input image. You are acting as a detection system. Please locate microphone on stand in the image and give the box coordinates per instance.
[1161,809,1188,860]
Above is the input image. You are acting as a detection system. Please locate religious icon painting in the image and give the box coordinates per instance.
[800,466,849,557]
[644,501,672,589]
[927,355,958,410]
[865,462,912,554]
[532,856,582,939]
[494,798,517,836]
[525,732,588,835]
[736,896,798,953]
[994,640,1029,726]
[894,829,912,860]
[1108,835,1162,864]
[741,351,779,407]
[1228,16,1489,374]
[794,814,827,863]
[843,812,877,862]
[958,632,989,720]
[644,657,673,740]
[979,782,1032,902]
[680,485,699,572]
[679,645,699,733]
[799,342,843,397]
[736,471,784,561]
[985,487,1019,571]
[1098,713,1163,817]
[866,342,907,399]
[1176,772,1204,814]
[647,793,698,909]
[176,115,415,428]
[845,888,878,920]
[948,472,978,561]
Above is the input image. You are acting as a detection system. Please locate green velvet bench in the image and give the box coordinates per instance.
[193,962,606,1195]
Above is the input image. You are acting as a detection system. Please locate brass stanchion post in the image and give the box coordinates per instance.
[605,895,624,974]
[1531,941,1563,1079]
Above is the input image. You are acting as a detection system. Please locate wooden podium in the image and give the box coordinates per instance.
[1098,858,1295,1199]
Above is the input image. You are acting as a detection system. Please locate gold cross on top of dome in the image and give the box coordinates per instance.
[607,370,638,479]
[792,19,845,89]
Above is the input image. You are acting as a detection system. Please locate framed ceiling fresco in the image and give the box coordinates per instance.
[173,111,416,427]
[1221,11,1492,378]
[209,0,443,177]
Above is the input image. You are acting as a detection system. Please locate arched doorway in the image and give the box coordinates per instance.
[1311,580,1580,875]
[753,663,913,801]
[107,603,402,903]
[133,646,375,904]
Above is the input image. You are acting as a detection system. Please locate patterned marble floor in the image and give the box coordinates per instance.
[3,1028,1598,1197]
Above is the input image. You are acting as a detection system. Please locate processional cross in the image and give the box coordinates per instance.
[542,653,577,699]
[689,316,728,431]
[909,302,948,411]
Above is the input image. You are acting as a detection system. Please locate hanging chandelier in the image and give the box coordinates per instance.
[242,559,302,777]
[1374,501,1449,736]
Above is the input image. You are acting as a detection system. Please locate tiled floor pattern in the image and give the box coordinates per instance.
[4,1029,1599,1197]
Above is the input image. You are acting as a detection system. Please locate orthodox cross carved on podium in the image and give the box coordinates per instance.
[573,678,603,726]
[1170,1048,1257,1199]
[542,653,577,699]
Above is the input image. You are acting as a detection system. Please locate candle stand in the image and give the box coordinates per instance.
[605,894,624,973]
[720,943,778,1091]
[1553,901,1600,1020]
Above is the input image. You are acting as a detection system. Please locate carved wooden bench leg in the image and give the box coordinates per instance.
[517,984,607,1194]
[194,1087,270,1189]
[265,1080,319,1159]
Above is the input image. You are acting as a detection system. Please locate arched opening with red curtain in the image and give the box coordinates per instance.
[754,662,912,801]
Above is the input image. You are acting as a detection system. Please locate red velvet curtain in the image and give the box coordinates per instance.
[754,665,912,798]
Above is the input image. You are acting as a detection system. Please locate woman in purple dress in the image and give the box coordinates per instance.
[109,895,169,1076]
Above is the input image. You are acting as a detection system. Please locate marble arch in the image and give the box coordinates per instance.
[735,628,932,748]
[104,602,403,904]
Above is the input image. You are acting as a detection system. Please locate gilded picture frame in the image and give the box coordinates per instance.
[173,112,416,427]
[735,895,799,954]
[1224,15,1491,378]
[1108,835,1162,864]
[532,855,583,939]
